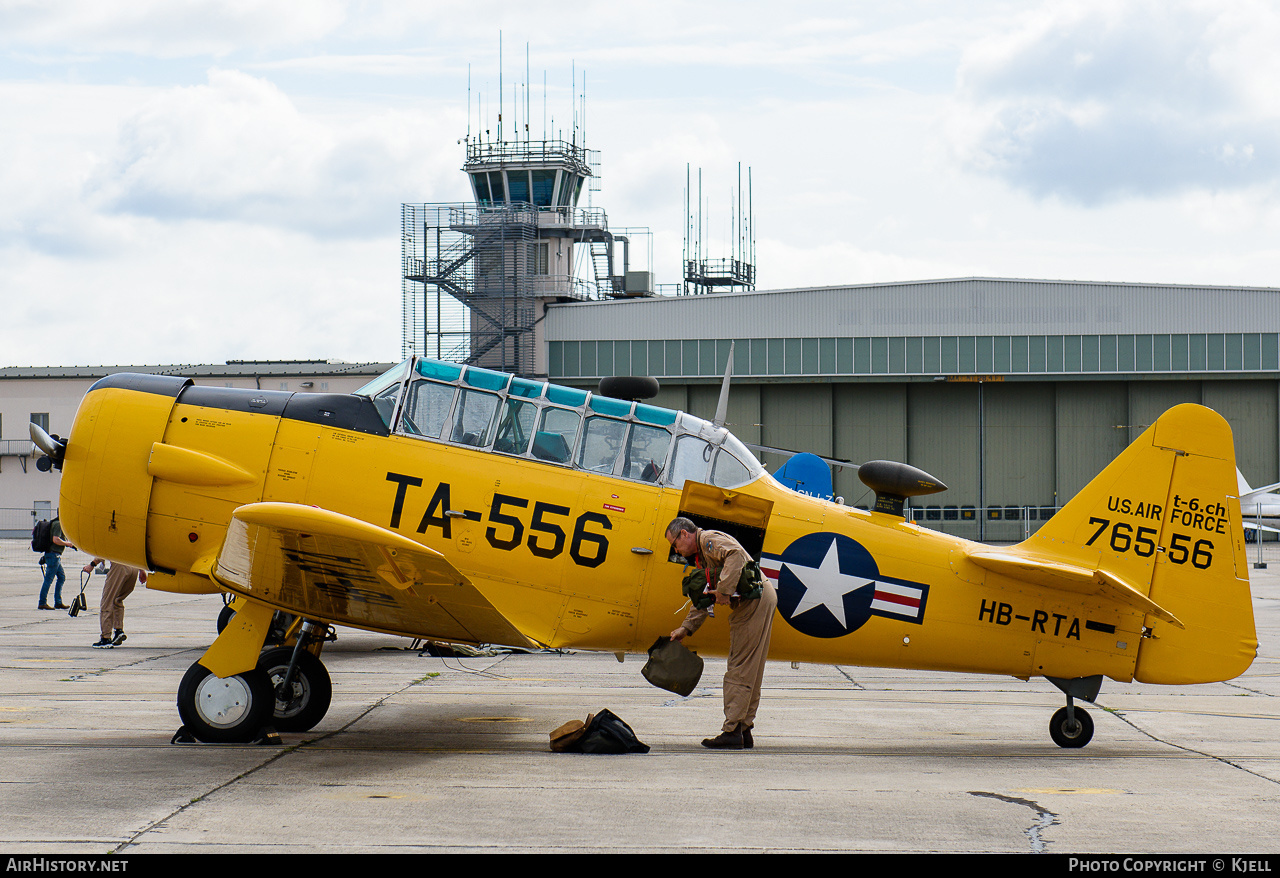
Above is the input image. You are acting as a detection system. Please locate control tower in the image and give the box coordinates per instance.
[402,136,655,377]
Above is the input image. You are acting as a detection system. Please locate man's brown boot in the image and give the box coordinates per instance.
[701,728,744,749]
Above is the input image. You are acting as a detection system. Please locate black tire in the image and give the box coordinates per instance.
[176,661,274,743]
[1049,705,1094,748]
[257,647,332,732]
[216,604,236,634]
[597,376,659,401]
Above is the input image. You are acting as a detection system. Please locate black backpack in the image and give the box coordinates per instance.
[31,519,53,553]
[577,710,650,754]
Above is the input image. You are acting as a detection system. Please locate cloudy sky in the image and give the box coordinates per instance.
[3,0,1279,368]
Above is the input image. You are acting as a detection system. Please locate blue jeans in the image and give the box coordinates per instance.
[39,552,65,606]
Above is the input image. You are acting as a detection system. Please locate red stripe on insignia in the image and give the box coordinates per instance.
[874,590,920,608]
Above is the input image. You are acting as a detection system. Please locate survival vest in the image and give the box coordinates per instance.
[681,531,764,609]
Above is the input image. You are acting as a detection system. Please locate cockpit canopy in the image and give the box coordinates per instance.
[355,359,765,491]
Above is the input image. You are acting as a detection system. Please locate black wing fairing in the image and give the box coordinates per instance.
[177,386,390,436]
[85,373,390,437]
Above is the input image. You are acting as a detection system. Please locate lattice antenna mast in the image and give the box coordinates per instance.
[683,163,756,295]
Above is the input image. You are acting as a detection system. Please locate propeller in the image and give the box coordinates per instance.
[30,422,66,472]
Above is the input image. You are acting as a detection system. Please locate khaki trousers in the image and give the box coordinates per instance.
[721,580,777,733]
[99,565,139,638]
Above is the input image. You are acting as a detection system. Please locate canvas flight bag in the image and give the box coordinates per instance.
[641,635,704,697]
[550,713,594,752]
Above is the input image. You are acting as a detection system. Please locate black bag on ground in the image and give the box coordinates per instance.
[641,636,704,697]
[577,709,650,754]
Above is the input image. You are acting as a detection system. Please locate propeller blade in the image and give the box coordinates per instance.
[30,422,65,461]
[713,341,734,428]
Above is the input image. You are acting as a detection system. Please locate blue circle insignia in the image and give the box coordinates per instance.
[773,532,880,638]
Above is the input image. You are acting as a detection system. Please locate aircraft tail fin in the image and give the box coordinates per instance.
[1025,404,1256,684]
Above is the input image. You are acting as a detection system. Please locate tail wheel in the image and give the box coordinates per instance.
[1049,705,1094,748]
[176,661,273,743]
[257,647,332,732]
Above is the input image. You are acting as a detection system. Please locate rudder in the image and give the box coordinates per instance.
[1027,404,1256,684]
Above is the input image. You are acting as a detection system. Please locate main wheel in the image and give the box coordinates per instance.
[257,647,332,732]
[176,661,274,743]
[216,604,236,634]
[1049,705,1094,748]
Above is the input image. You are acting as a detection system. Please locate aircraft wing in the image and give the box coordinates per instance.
[1243,521,1280,535]
[1242,483,1280,503]
[967,550,1185,629]
[210,502,535,648]
[744,443,859,471]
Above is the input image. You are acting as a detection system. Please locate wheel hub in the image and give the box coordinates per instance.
[270,670,311,717]
[194,675,255,728]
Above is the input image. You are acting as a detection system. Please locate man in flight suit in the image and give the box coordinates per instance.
[666,517,777,749]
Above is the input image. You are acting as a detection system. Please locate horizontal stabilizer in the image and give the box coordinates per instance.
[214,502,534,648]
[968,550,1183,628]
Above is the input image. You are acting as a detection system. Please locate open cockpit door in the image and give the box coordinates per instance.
[674,480,774,560]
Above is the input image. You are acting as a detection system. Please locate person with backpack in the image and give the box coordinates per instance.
[35,516,74,610]
[666,517,778,750]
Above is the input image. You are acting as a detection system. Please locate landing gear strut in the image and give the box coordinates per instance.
[257,621,332,732]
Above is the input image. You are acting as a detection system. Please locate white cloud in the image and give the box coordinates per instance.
[0,0,348,57]
[0,220,401,366]
[84,68,464,239]
[951,0,1280,203]
[5,1,1280,369]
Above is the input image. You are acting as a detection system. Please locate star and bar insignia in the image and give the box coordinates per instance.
[760,532,929,638]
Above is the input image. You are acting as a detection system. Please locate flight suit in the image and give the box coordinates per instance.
[679,530,778,734]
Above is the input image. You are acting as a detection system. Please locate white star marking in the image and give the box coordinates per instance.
[782,538,874,628]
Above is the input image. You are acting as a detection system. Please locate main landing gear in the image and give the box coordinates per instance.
[258,642,332,733]
[1046,674,1101,749]
[176,614,334,744]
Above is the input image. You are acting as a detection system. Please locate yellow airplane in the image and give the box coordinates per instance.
[32,358,1256,747]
